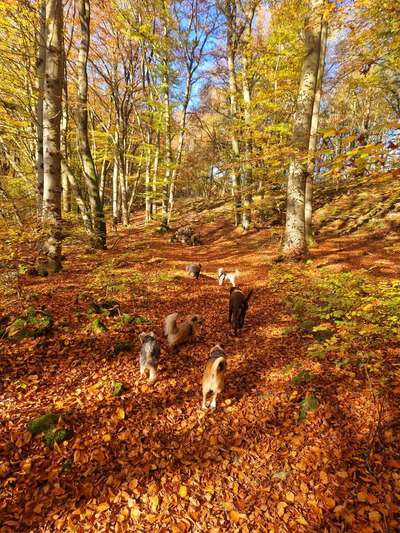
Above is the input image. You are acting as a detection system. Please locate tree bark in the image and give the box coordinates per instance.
[36,1,46,216]
[112,156,119,228]
[305,19,328,245]
[226,0,242,227]
[282,0,323,257]
[167,72,192,223]
[42,0,63,273]
[160,63,172,230]
[75,0,106,248]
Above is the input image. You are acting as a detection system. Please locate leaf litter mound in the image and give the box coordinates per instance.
[0,215,399,532]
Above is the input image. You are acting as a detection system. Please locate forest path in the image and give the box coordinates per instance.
[1,215,398,532]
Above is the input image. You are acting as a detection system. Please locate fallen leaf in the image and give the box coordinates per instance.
[179,485,188,498]
[116,407,125,420]
[97,502,110,513]
[369,510,381,522]
[277,501,287,517]
[286,491,295,503]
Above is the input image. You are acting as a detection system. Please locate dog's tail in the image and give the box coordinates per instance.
[210,356,226,378]
[245,289,253,303]
[164,312,178,336]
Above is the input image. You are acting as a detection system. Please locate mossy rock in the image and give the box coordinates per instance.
[112,381,124,397]
[44,428,73,448]
[91,318,107,334]
[6,308,53,341]
[27,413,59,436]
[121,313,135,325]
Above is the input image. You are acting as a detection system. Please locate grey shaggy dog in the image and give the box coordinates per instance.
[139,331,161,384]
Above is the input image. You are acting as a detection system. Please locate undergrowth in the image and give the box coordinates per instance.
[269,265,400,370]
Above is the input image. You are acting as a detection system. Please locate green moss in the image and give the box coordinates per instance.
[27,413,58,436]
[44,428,73,448]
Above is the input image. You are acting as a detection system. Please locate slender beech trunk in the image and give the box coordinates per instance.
[76,0,106,248]
[167,72,192,223]
[226,2,242,227]
[152,131,160,217]
[61,161,93,233]
[61,50,71,213]
[128,160,142,215]
[42,0,63,273]
[161,66,172,230]
[36,1,46,216]
[112,157,119,228]
[305,19,328,244]
[119,148,129,226]
[282,0,323,257]
[144,136,152,224]
[241,20,253,231]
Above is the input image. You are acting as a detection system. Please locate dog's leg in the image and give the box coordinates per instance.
[210,392,218,409]
[140,360,146,377]
[148,366,157,384]
[202,391,208,409]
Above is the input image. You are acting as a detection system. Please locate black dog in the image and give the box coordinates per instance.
[229,286,253,335]
[185,263,201,280]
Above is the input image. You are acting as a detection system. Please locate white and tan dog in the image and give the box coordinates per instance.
[217,267,240,287]
[202,344,226,409]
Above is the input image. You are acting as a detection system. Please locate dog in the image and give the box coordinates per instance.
[139,331,160,384]
[217,267,240,287]
[185,263,201,280]
[229,286,253,335]
[164,312,202,349]
[202,344,226,409]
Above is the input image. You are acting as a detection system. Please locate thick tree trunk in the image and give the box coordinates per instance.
[282,0,323,257]
[305,20,328,245]
[36,1,46,216]
[42,0,63,273]
[76,0,106,248]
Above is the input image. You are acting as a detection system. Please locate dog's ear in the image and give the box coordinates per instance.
[245,289,253,303]
[138,332,147,343]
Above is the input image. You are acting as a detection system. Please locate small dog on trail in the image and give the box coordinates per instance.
[139,331,160,384]
[164,312,202,349]
[202,344,226,409]
[217,267,240,287]
[185,263,201,280]
[229,286,253,335]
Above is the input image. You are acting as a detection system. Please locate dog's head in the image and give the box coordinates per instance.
[139,331,156,344]
[209,344,225,358]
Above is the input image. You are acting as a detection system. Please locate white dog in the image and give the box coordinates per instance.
[217,267,240,287]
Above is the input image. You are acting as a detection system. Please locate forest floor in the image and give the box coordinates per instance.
[1,209,400,532]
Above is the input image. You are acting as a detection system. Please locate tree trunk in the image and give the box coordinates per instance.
[119,149,129,226]
[241,21,253,231]
[42,0,63,273]
[112,157,119,229]
[282,0,323,257]
[61,160,93,234]
[36,1,46,216]
[152,131,160,217]
[167,73,192,224]
[305,19,328,245]
[61,53,71,213]
[75,0,106,248]
[226,2,242,227]
[161,66,172,230]
[144,140,152,224]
